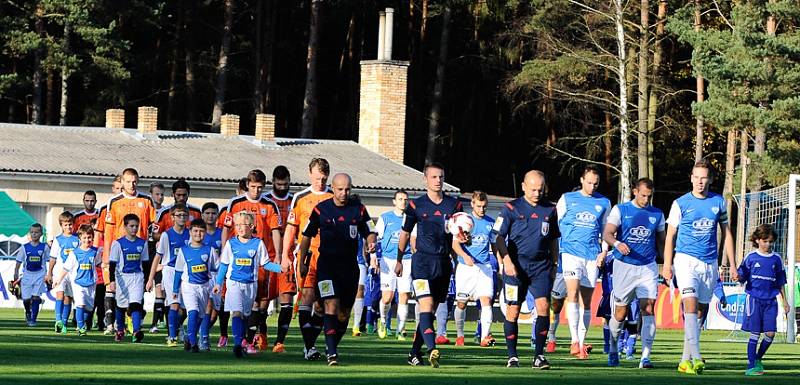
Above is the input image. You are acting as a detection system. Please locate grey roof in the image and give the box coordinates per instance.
[0,123,459,192]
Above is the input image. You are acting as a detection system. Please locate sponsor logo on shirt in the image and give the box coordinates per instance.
[235,258,252,266]
[79,263,92,270]
[691,218,715,233]
[575,211,597,227]
[125,253,140,261]
[191,264,207,273]
[628,226,652,243]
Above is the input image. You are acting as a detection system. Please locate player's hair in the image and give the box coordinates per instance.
[149,182,165,193]
[272,165,290,180]
[84,190,96,198]
[233,210,255,224]
[30,223,43,231]
[172,178,191,194]
[170,204,188,214]
[634,178,654,190]
[247,169,267,185]
[113,175,123,183]
[201,202,219,213]
[749,224,778,247]
[471,190,488,202]
[692,159,716,178]
[423,162,445,176]
[123,213,140,226]
[189,218,206,230]
[582,165,601,177]
[76,224,94,237]
[122,168,139,177]
[237,178,248,192]
[309,158,330,175]
[58,211,74,224]
[393,189,408,199]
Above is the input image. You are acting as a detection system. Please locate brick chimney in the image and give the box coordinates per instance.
[358,8,408,164]
[220,114,240,137]
[105,109,125,128]
[137,106,158,134]
[254,113,275,142]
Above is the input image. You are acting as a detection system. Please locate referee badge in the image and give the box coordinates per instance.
[541,222,549,236]
[349,225,358,239]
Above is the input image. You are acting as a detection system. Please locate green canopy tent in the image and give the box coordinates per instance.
[0,191,38,258]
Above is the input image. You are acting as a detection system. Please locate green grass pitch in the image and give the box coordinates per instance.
[1,308,798,384]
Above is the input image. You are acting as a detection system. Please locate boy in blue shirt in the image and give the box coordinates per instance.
[174,219,217,352]
[108,214,149,343]
[737,224,789,376]
[53,224,101,336]
[46,211,79,333]
[13,223,50,327]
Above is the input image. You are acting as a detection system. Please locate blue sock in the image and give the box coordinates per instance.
[618,329,628,352]
[232,316,243,347]
[187,310,199,346]
[31,298,41,322]
[115,307,125,332]
[419,312,436,352]
[76,307,85,329]
[504,319,518,358]
[603,324,610,352]
[132,307,142,333]
[410,323,425,355]
[747,333,759,369]
[626,334,637,354]
[61,302,72,325]
[200,313,211,339]
[55,299,63,323]
[756,334,773,360]
[324,313,338,356]
[168,308,179,339]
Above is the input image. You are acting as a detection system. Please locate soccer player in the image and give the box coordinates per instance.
[147,182,166,333]
[211,179,245,348]
[662,160,738,374]
[545,256,566,353]
[494,170,560,369]
[108,213,150,343]
[263,166,296,353]
[147,204,190,346]
[297,173,377,365]
[222,169,282,353]
[453,191,497,347]
[13,223,50,326]
[53,224,101,336]
[174,218,217,352]
[737,224,788,375]
[395,162,465,368]
[73,191,100,229]
[557,165,611,359]
[281,158,333,360]
[374,189,413,340]
[73,190,105,331]
[213,211,282,358]
[45,211,78,333]
[601,178,664,368]
[200,202,222,351]
[155,179,203,236]
[96,176,123,334]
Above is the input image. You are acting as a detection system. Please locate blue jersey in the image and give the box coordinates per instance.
[557,191,611,260]
[599,252,615,295]
[667,192,728,263]
[737,250,786,300]
[63,247,99,287]
[16,243,48,272]
[157,227,189,267]
[218,237,269,284]
[302,198,374,273]
[608,201,665,266]
[376,211,412,260]
[357,237,366,265]
[110,237,149,274]
[203,229,223,255]
[51,234,80,263]
[175,244,215,286]
[493,198,560,265]
[402,194,463,257]
[462,214,495,265]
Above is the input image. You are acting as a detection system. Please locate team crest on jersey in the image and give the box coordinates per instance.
[137,201,144,208]
[71,241,79,248]
[541,222,550,236]
[349,225,358,239]
[201,254,209,262]
[595,205,603,213]
[711,206,719,215]
[247,249,256,257]
[260,208,267,216]
[136,246,143,252]
[37,250,43,256]
[649,216,656,224]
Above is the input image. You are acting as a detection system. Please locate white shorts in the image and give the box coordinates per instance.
[181,282,211,313]
[21,271,46,300]
[70,282,95,310]
[561,253,599,288]
[380,258,413,293]
[209,281,222,311]
[455,263,494,301]
[611,260,658,306]
[115,271,144,308]
[551,272,567,300]
[224,280,256,316]
[358,264,367,286]
[54,260,73,296]
[674,253,718,304]
[161,266,181,306]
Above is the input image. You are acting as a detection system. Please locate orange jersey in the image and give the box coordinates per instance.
[263,191,293,233]
[104,192,157,243]
[223,194,282,253]
[73,209,100,230]
[217,207,228,228]
[287,187,332,250]
[155,203,202,234]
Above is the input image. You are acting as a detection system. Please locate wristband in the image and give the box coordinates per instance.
[613,241,620,248]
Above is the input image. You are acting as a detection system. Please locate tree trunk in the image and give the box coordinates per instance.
[723,128,737,211]
[545,79,556,146]
[253,0,265,114]
[424,6,451,165]
[694,0,704,161]
[211,0,235,132]
[262,0,278,112]
[614,0,632,202]
[421,0,429,43]
[59,21,71,126]
[167,1,183,130]
[646,0,666,180]
[300,0,323,138]
[46,71,56,125]
[31,3,45,124]
[184,5,196,131]
[751,1,776,191]
[636,0,649,179]
[604,112,614,187]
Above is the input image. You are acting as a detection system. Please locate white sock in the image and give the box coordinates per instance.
[415,303,420,323]
[684,313,702,361]
[436,303,449,336]
[579,306,591,347]
[352,298,364,329]
[454,306,466,337]
[379,301,389,325]
[397,303,408,333]
[682,334,691,362]
[608,317,623,354]
[480,305,492,339]
[548,312,560,342]
[567,302,580,343]
[641,315,655,359]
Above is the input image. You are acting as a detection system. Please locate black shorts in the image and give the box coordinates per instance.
[411,253,452,304]
[316,268,359,310]
[503,259,552,305]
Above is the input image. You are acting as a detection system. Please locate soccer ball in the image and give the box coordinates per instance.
[447,212,474,235]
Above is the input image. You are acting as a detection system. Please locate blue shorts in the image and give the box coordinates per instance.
[741,296,778,333]
[597,293,611,319]
[503,259,552,305]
